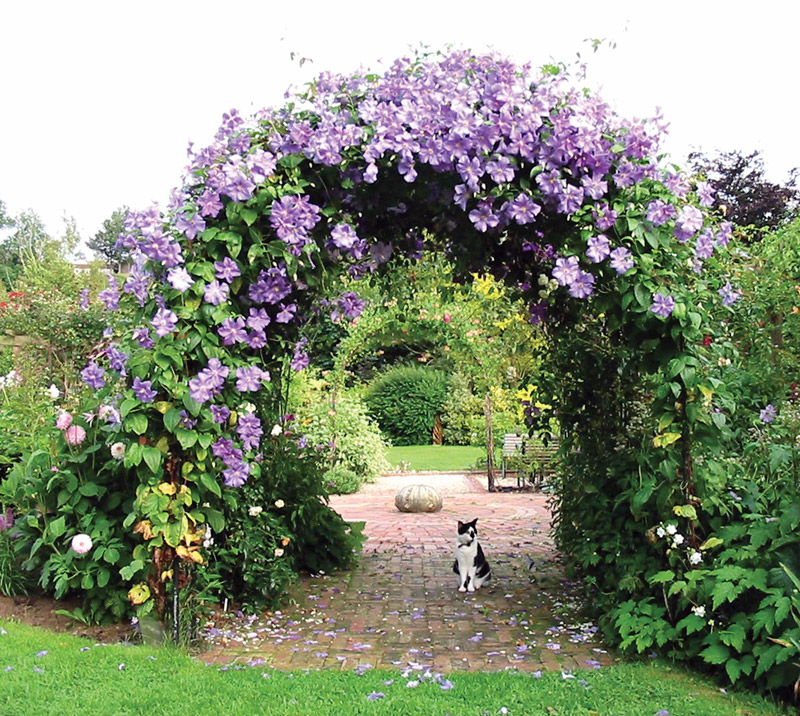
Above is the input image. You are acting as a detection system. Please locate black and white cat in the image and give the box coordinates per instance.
[452,518,492,592]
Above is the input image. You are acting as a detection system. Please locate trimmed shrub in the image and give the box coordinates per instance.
[364,366,450,446]
[323,465,363,495]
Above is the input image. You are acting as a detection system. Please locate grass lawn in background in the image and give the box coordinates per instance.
[386,444,493,472]
[0,621,787,716]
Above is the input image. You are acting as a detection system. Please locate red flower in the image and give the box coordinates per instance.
[703,335,712,346]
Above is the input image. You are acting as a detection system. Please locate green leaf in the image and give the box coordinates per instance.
[719,623,746,651]
[241,207,258,226]
[205,508,225,533]
[712,581,738,610]
[126,413,148,436]
[176,428,198,450]
[700,642,730,665]
[104,548,120,565]
[48,516,66,539]
[97,567,111,588]
[142,447,163,475]
[164,408,183,433]
[200,472,221,498]
[120,397,138,418]
[699,536,723,550]
[648,570,675,584]
[79,482,103,497]
[634,283,650,308]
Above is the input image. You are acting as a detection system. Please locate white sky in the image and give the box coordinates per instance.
[1,0,798,254]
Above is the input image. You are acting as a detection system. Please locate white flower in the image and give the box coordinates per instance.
[44,384,60,399]
[274,548,284,557]
[271,424,282,437]
[672,533,685,546]
[239,402,256,414]
[655,526,666,538]
[248,506,263,517]
[665,523,677,535]
[71,533,93,554]
[110,442,126,460]
[537,274,549,286]
[689,550,702,565]
[274,499,285,509]
[692,605,706,618]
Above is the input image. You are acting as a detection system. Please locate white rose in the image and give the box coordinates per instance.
[655,526,666,538]
[248,506,263,517]
[666,524,677,535]
[110,442,126,460]
[689,550,702,565]
[45,384,60,399]
[692,605,706,618]
[274,499,285,509]
[274,548,284,557]
[271,424,282,437]
[672,533,685,546]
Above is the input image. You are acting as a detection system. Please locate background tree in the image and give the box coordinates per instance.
[87,206,130,270]
[688,149,798,233]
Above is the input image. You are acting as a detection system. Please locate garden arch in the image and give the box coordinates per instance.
[70,50,736,620]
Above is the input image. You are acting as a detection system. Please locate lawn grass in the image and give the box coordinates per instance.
[0,621,787,716]
[386,444,491,471]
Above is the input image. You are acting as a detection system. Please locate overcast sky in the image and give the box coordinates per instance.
[1,1,797,254]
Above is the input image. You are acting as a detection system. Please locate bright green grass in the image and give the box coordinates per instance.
[386,445,492,471]
[0,621,787,716]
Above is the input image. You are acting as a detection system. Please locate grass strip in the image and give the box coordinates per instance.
[0,620,787,716]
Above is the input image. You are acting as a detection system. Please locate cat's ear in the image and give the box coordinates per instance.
[469,518,478,527]
[457,520,464,529]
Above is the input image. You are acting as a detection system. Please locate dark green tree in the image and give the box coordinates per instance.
[87,206,130,270]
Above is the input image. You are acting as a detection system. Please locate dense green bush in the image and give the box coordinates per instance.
[203,430,363,608]
[364,366,450,445]
[298,395,390,485]
[322,464,363,495]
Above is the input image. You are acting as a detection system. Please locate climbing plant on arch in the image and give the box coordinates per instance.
[12,51,742,633]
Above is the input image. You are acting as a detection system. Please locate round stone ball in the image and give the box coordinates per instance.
[395,484,443,513]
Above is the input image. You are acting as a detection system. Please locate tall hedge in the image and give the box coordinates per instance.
[364,366,450,445]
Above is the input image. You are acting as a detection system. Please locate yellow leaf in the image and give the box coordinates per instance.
[158,483,176,495]
[653,432,682,448]
[155,436,170,453]
[700,536,723,550]
[153,401,173,415]
[127,583,151,605]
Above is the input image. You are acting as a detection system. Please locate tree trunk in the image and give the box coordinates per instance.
[484,391,495,491]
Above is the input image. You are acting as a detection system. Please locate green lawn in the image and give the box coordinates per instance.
[386,444,492,471]
[0,621,787,716]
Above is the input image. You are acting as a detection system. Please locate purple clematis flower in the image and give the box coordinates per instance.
[650,293,675,318]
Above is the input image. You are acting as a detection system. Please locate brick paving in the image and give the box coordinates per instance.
[200,472,615,673]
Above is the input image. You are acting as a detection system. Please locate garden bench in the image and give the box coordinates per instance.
[500,433,559,489]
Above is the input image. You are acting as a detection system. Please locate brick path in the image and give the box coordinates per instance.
[201,473,615,673]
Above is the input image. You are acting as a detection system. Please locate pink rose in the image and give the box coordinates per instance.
[71,533,93,554]
[56,412,73,430]
[443,313,451,323]
[64,425,87,446]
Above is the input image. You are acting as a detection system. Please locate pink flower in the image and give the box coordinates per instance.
[71,533,93,554]
[64,425,87,446]
[443,313,451,323]
[56,412,73,430]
